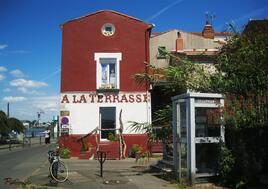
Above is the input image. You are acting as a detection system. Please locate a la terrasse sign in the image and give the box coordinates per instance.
[61,92,150,104]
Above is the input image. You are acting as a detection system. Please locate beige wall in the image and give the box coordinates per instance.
[180,32,223,49]
[150,29,179,68]
[150,29,225,68]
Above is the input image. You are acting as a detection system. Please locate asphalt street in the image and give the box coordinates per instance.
[0,143,52,188]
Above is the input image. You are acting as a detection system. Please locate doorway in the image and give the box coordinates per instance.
[99,107,116,140]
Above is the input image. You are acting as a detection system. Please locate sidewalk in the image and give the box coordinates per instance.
[26,158,179,189]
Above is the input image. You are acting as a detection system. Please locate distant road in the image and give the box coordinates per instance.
[0,144,53,188]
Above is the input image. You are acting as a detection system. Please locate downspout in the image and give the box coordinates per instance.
[145,25,153,124]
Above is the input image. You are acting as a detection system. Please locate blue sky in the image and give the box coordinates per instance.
[0,0,267,122]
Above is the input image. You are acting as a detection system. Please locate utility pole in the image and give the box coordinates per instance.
[57,115,60,138]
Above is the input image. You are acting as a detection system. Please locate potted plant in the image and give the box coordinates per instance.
[130,144,140,158]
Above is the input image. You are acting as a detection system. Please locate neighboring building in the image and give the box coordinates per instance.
[243,19,268,34]
[149,22,232,129]
[150,23,231,68]
[60,10,152,159]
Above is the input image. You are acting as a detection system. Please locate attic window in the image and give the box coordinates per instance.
[157,46,167,59]
[102,23,115,36]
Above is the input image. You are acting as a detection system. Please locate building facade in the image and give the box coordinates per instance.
[150,24,231,68]
[60,10,152,158]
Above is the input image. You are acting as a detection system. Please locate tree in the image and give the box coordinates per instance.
[7,117,25,134]
[131,51,210,145]
[209,27,268,127]
[0,111,9,136]
[0,111,25,136]
[210,32,268,95]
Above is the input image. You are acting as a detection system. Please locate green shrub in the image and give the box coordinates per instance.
[217,141,235,185]
[60,147,71,159]
[108,133,119,141]
[131,144,140,153]
[129,144,140,158]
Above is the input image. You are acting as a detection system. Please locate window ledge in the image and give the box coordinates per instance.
[157,56,167,59]
[96,88,120,93]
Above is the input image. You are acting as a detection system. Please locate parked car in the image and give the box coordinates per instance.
[0,133,20,144]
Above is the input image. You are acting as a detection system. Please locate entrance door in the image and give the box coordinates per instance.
[99,107,116,140]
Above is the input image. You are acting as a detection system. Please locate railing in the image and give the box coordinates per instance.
[0,136,46,151]
[76,127,98,142]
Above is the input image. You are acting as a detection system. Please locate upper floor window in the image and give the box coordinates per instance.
[100,58,117,89]
[101,23,115,37]
[94,53,122,90]
[157,46,167,59]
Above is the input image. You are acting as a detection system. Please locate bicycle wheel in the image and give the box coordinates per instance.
[50,160,68,182]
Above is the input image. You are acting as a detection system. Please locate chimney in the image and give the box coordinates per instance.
[202,11,215,39]
[202,23,215,39]
[176,32,183,51]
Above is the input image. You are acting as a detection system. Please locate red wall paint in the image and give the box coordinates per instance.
[59,134,162,159]
[61,11,151,92]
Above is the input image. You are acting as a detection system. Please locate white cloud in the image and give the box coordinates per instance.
[10,78,48,88]
[3,96,26,102]
[10,69,25,77]
[0,44,8,50]
[0,66,7,72]
[17,87,45,95]
[3,88,11,92]
[0,74,5,80]
[18,87,30,93]
[0,95,59,121]
[32,96,59,112]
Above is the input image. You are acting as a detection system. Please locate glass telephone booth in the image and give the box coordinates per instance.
[172,93,224,184]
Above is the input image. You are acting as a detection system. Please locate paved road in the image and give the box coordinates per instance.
[0,144,53,188]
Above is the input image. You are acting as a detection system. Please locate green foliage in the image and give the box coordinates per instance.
[60,147,71,159]
[0,111,9,136]
[135,59,209,94]
[0,111,25,135]
[129,105,173,143]
[7,117,25,133]
[210,32,268,94]
[209,30,268,128]
[217,141,235,185]
[223,93,268,128]
[108,132,119,141]
[130,144,140,154]
[235,180,246,189]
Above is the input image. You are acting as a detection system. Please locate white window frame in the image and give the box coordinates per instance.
[94,53,122,90]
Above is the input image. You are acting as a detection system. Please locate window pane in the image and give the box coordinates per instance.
[101,64,108,84]
[99,58,117,89]
[195,108,221,137]
[100,107,116,139]
[196,143,218,174]
[100,58,116,64]
[105,26,112,32]
[180,102,187,138]
[109,64,116,88]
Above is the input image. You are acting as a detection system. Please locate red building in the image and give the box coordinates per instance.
[60,10,153,159]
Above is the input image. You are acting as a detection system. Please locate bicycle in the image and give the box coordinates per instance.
[48,147,69,183]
